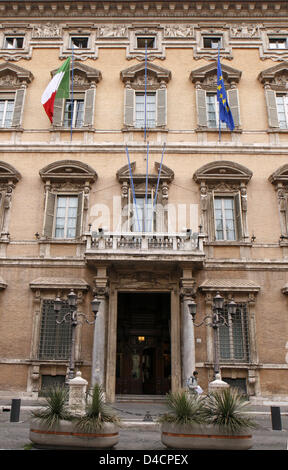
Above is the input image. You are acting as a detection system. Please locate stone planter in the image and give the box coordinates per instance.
[161,422,253,450]
[30,418,119,449]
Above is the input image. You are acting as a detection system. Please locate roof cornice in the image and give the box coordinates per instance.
[0,1,287,20]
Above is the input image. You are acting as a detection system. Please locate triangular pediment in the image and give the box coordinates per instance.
[120,62,171,84]
[0,62,33,85]
[51,61,102,83]
[190,62,241,84]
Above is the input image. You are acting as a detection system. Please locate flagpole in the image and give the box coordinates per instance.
[144,39,147,142]
[70,42,74,143]
[125,146,141,233]
[218,44,221,143]
[144,141,149,233]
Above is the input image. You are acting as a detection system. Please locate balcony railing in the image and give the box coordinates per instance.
[84,231,206,260]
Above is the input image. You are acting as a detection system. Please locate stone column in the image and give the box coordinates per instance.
[91,267,109,389]
[180,269,196,388]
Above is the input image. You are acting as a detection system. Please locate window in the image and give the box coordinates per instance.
[63,99,84,128]
[203,36,222,49]
[214,197,236,241]
[38,299,72,360]
[219,302,250,363]
[137,37,156,49]
[135,93,156,129]
[4,36,24,49]
[70,37,89,49]
[269,38,288,49]
[0,98,14,128]
[54,195,79,239]
[132,196,153,232]
[276,94,288,129]
[206,93,227,129]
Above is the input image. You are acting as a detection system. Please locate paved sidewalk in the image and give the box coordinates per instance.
[0,398,288,451]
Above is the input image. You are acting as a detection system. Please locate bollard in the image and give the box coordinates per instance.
[10,399,21,423]
[271,406,282,431]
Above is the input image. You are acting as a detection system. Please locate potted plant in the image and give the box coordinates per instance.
[29,384,120,449]
[160,387,255,450]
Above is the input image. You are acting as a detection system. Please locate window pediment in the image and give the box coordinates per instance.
[51,61,102,87]
[190,62,241,88]
[269,164,288,185]
[0,63,33,88]
[0,161,21,184]
[193,161,252,185]
[120,62,171,86]
[258,62,288,90]
[117,161,174,185]
[39,160,97,185]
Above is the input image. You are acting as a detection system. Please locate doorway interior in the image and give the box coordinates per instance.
[116,292,171,395]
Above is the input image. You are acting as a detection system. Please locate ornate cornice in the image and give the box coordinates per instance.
[0,2,287,19]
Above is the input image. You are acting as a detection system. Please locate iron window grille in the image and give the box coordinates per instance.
[218,302,250,363]
[38,299,72,360]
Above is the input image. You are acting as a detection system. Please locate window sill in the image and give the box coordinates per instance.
[267,128,288,133]
[196,127,242,134]
[122,127,168,133]
[0,127,23,132]
[50,127,94,132]
[204,240,252,247]
[39,238,85,244]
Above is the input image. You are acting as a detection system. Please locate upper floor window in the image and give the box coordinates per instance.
[206,93,227,129]
[275,94,288,129]
[136,37,156,49]
[203,36,222,49]
[70,37,89,49]
[4,36,24,49]
[0,98,15,128]
[268,37,288,49]
[214,197,236,241]
[135,92,156,129]
[54,195,79,239]
[132,195,153,233]
[63,98,84,129]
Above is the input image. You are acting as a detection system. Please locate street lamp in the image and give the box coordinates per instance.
[54,290,101,381]
[187,292,236,378]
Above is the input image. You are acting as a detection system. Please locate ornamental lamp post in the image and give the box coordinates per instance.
[188,292,236,379]
[54,290,101,381]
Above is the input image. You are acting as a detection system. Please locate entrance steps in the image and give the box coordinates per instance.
[115,394,166,403]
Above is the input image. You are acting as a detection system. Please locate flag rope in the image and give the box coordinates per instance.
[70,43,74,142]
[144,141,150,232]
[125,146,141,232]
[153,142,166,209]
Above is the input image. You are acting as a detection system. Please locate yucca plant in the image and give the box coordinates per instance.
[159,389,206,425]
[31,385,73,428]
[75,383,120,432]
[202,387,256,433]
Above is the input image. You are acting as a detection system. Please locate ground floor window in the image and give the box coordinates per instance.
[218,302,250,363]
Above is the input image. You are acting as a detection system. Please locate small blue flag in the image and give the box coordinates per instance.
[217,50,235,131]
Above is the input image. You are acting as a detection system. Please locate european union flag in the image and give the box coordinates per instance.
[217,50,235,131]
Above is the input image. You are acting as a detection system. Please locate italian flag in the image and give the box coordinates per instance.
[41,57,71,123]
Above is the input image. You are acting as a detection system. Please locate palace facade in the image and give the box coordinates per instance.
[0,0,288,402]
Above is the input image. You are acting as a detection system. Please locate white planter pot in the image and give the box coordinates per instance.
[161,422,253,450]
[30,418,119,449]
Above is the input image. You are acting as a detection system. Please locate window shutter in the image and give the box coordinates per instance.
[83,87,95,127]
[124,87,134,127]
[234,192,243,241]
[75,192,84,238]
[157,88,167,127]
[0,191,4,231]
[53,98,64,127]
[265,89,279,128]
[227,88,240,127]
[43,192,56,238]
[11,88,26,127]
[196,88,208,127]
[208,192,215,241]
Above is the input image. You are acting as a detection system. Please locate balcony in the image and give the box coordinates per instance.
[84,231,206,266]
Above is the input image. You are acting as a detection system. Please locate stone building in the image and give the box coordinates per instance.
[0,0,287,403]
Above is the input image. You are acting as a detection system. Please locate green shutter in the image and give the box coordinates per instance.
[83,87,95,127]
[11,88,26,127]
[124,87,134,127]
[75,192,84,238]
[196,88,207,127]
[265,89,279,128]
[43,192,56,238]
[227,88,240,127]
[157,88,167,127]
